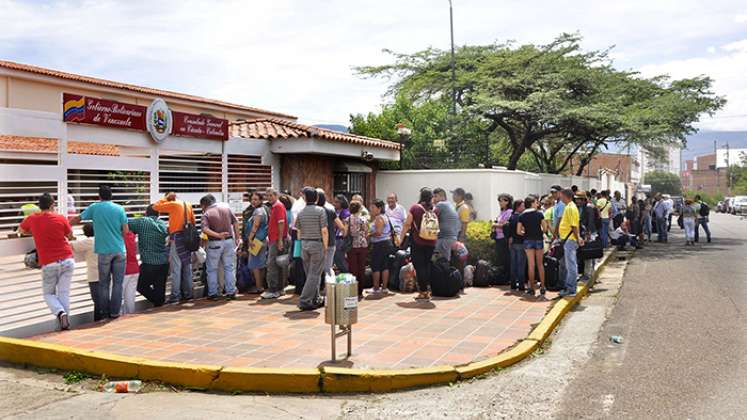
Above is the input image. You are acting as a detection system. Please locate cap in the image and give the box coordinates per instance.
[550,185,562,193]
[450,187,466,196]
[574,191,588,200]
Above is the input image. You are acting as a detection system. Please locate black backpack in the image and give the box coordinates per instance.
[699,202,710,217]
[431,258,463,297]
[182,201,201,252]
[474,260,492,287]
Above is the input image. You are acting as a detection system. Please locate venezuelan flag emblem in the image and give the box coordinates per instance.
[63,95,86,122]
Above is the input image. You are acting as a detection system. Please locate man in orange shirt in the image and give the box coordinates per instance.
[153,191,196,303]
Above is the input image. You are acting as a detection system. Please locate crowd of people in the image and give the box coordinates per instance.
[19,179,711,331]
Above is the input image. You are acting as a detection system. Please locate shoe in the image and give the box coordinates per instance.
[208,294,220,301]
[260,291,279,299]
[225,294,237,300]
[382,288,390,295]
[372,287,381,295]
[298,299,324,311]
[526,289,535,296]
[414,292,431,302]
[540,288,546,296]
[57,311,70,331]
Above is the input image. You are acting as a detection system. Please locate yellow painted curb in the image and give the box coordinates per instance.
[212,367,321,393]
[0,250,620,394]
[138,359,221,390]
[455,339,539,380]
[321,365,458,393]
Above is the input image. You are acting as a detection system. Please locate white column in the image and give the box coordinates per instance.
[150,146,160,203]
[58,114,68,215]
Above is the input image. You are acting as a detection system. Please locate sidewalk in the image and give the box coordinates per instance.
[31,287,556,369]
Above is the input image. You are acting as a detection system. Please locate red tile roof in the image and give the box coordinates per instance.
[229,118,402,151]
[0,60,296,120]
[0,135,119,156]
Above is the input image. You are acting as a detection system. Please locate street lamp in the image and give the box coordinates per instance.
[397,123,412,170]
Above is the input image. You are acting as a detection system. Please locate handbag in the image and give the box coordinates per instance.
[182,201,201,252]
[550,231,574,259]
[292,239,302,258]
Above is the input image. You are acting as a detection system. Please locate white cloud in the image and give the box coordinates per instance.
[736,14,747,23]
[640,38,747,131]
[0,0,746,129]
[707,46,717,54]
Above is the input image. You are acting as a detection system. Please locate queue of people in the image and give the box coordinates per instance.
[21,179,707,330]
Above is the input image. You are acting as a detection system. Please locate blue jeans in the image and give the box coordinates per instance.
[643,217,652,240]
[334,237,349,273]
[562,240,579,295]
[98,253,125,318]
[600,219,610,248]
[206,239,237,297]
[695,217,711,242]
[510,243,526,289]
[41,258,74,317]
[169,240,193,301]
[656,217,668,242]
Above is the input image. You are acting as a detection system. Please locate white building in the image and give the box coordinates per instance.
[637,145,681,175]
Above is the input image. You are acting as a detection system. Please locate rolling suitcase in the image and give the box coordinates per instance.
[544,254,563,291]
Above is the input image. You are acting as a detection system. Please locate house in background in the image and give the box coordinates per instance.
[0,59,398,334]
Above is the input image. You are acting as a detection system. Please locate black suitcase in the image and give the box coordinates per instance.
[430,258,463,297]
[544,254,563,291]
[291,258,306,295]
[473,260,492,287]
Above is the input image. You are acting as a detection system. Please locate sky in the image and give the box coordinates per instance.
[1,0,746,131]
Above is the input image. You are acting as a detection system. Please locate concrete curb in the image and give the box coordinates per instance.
[0,250,617,394]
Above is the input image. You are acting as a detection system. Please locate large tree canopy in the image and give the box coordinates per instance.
[354,33,726,172]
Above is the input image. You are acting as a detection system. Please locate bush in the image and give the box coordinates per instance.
[465,220,498,266]
[683,190,724,206]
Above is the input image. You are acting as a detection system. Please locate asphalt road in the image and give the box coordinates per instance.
[557,213,747,419]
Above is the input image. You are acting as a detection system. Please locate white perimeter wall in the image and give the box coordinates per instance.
[377,169,614,221]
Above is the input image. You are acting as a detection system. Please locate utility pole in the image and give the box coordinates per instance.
[449,0,456,116]
[725,142,730,190]
[715,140,719,192]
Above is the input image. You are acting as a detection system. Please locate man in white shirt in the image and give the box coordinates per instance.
[385,193,407,240]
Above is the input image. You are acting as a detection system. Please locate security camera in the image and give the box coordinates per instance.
[361,151,374,162]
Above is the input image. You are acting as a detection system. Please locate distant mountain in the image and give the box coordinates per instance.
[683,130,747,161]
[313,124,349,133]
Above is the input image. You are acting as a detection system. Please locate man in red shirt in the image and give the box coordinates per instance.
[261,188,288,300]
[19,193,75,330]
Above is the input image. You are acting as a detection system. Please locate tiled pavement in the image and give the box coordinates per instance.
[32,287,556,369]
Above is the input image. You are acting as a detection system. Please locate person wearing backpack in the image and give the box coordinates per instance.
[693,195,712,243]
[401,188,438,302]
[153,191,196,304]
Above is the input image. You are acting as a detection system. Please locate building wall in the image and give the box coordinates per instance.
[696,153,716,170]
[1,72,288,122]
[568,153,633,183]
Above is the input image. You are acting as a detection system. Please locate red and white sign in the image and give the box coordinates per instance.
[62,93,229,141]
[172,112,228,141]
[63,93,147,131]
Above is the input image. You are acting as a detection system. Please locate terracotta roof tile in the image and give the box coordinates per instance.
[229,118,402,151]
[0,60,296,120]
[0,135,118,156]
[0,135,57,153]
[67,141,119,156]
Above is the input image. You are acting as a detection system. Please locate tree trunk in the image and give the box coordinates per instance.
[507,143,526,170]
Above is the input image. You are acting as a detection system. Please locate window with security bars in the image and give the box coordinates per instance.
[0,181,58,239]
[159,153,222,193]
[333,172,367,203]
[227,154,272,193]
[67,169,150,219]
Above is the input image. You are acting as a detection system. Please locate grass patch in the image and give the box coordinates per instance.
[63,370,93,384]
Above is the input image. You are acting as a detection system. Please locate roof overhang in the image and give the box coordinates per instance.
[268,137,399,161]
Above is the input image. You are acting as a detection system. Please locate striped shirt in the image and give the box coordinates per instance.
[128,216,169,265]
[296,205,327,240]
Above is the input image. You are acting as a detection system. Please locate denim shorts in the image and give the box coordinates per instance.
[523,239,544,250]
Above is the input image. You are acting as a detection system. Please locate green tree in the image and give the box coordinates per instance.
[355,33,725,172]
[644,171,682,195]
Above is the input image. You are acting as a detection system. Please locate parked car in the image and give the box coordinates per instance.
[733,196,747,216]
[727,197,737,215]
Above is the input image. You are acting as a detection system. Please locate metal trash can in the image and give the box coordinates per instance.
[325,281,358,326]
[325,274,358,360]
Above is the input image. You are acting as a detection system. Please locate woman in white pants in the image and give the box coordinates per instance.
[682,199,697,246]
